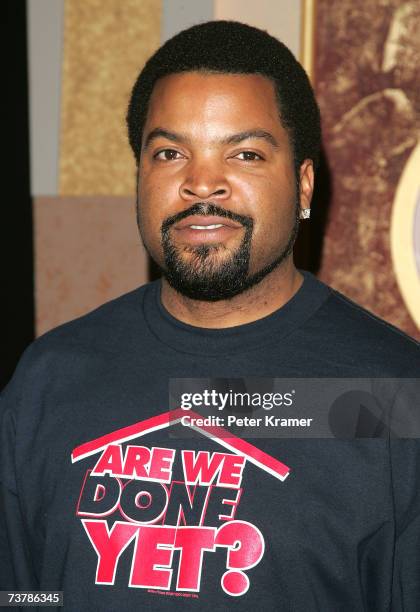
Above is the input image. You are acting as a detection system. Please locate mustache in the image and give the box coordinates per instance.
[161,202,253,234]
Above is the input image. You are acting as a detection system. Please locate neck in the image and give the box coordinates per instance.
[160,259,303,328]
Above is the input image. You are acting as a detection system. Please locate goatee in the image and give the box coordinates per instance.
[153,201,300,302]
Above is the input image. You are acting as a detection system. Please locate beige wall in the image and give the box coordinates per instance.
[34,197,148,335]
[214,0,302,59]
[33,0,161,335]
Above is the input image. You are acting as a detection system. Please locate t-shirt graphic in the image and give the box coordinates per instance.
[71,409,290,598]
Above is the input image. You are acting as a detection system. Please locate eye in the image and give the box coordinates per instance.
[153,149,185,161]
[234,151,264,161]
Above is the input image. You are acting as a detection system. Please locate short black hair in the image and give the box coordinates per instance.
[127,20,321,171]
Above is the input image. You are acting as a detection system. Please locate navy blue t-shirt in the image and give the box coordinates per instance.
[1,272,419,611]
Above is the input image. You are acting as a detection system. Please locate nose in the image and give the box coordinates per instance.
[179,159,231,201]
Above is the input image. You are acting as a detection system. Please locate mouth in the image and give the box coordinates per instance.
[172,215,244,244]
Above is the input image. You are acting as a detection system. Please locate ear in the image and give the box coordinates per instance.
[298,159,314,218]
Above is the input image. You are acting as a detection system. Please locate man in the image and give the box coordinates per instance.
[1,20,419,611]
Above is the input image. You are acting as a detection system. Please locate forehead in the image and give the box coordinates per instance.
[144,72,284,138]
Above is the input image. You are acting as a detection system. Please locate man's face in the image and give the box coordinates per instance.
[137,71,313,300]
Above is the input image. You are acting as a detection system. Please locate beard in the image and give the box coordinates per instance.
[140,201,300,302]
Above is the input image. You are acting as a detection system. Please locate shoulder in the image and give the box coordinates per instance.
[3,282,157,394]
[310,284,419,376]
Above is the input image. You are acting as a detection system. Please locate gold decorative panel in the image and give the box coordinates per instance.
[59,0,161,195]
[314,0,420,339]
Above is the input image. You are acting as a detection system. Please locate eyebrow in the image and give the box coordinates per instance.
[142,127,280,150]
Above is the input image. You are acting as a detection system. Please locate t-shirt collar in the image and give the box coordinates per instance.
[142,270,330,356]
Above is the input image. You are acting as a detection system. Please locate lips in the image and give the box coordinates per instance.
[174,215,243,230]
[171,214,244,245]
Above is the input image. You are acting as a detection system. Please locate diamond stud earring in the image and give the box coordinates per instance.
[300,208,311,220]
